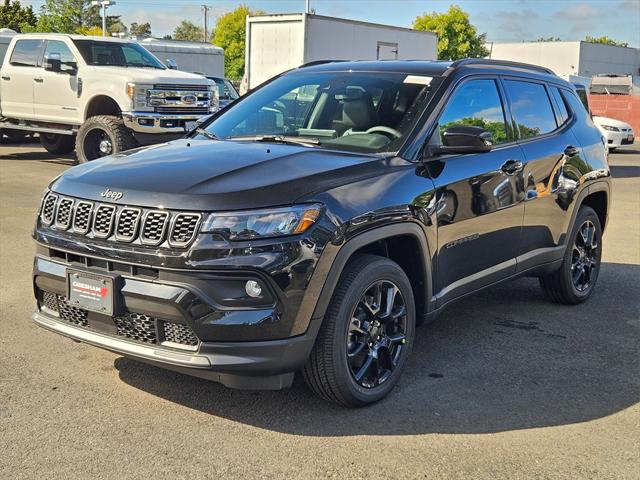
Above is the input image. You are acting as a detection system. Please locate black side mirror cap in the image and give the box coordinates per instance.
[44,52,61,73]
[430,125,493,156]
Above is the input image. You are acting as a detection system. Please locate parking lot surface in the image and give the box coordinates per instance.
[1,143,639,479]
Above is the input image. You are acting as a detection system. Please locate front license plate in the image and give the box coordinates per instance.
[628,134,634,142]
[67,270,115,316]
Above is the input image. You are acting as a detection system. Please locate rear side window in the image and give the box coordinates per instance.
[438,79,508,144]
[549,87,569,125]
[504,80,557,139]
[9,39,44,67]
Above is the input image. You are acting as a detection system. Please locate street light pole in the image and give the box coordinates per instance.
[91,0,116,37]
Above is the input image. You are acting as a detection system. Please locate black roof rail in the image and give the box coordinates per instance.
[298,59,348,68]
[450,58,555,75]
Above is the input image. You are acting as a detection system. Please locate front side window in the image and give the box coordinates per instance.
[72,40,165,69]
[504,80,557,139]
[10,39,44,67]
[44,40,77,73]
[438,79,508,144]
[204,72,443,154]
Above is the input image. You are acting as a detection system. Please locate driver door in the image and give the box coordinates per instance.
[34,40,81,124]
[426,77,527,305]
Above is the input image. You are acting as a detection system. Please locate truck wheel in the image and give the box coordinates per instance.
[76,115,137,163]
[539,206,602,304]
[302,254,415,407]
[1,129,28,144]
[39,133,76,154]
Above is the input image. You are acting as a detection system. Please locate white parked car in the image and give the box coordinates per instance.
[593,116,635,151]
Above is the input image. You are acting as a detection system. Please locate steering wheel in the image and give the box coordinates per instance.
[365,126,402,139]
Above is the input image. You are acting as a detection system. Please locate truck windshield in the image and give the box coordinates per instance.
[203,71,443,154]
[73,40,165,69]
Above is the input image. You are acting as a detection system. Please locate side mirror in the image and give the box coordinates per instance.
[166,59,177,70]
[432,125,493,155]
[44,52,61,73]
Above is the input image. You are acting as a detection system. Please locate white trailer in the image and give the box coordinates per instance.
[244,13,437,90]
[139,38,224,78]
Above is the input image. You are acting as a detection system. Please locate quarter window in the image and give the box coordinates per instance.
[438,79,509,144]
[549,87,570,125]
[44,40,77,73]
[504,80,557,139]
[9,39,44,67]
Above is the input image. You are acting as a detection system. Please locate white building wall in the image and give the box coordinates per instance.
[486,41,582,77]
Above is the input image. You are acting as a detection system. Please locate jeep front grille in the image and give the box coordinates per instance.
[41,193,58,225]
[41,194,201,248]
[39,290,199,349]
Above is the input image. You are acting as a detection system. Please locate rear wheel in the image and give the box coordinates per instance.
[75,115,137,163]
[302,254,415,407]
[39,133,76,154]
[539,206,602,304]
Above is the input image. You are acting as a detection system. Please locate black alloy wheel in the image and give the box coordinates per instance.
[571,220,599,292]
[347,280,408,388]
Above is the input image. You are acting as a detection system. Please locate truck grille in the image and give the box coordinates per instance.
[40,290,200,349]
[154,83,210,91]
[40,193,201,248]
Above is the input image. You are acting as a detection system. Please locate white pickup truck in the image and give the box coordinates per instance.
[0,34,217,162]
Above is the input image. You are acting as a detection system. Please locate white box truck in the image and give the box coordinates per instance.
[244,13,437,90]
[138,38,224,77]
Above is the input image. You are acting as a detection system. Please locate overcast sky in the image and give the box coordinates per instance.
[21,0,640,47]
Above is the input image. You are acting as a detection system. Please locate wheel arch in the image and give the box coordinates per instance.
[302,223,434,338]
[84,95,122,120]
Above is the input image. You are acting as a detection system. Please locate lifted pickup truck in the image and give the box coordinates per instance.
[0,34,218,162]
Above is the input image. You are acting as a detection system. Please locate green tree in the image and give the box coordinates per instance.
[130,21,151,37]
[212,5,264,80]
[0,0,36,32]
[29,0,101,34]
[172,19,203,42]
[536,36,561,42]
[584,35,628,47]
[413,5,489,60]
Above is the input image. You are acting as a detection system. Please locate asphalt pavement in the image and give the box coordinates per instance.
[1,141,638,479]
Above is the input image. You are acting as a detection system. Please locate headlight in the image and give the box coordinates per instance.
[601,125,619,132]
[202,204,322,240]
[208,82,219,112]
[126,82,153,110]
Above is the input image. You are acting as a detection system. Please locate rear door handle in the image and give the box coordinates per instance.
[500,159,524,175]
[564,145,580,156]
[1,75,9,81]
[34,77,44,83]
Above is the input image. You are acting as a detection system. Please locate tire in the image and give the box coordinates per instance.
[1,129,28,144]
[75,115,137,163]
[539,206,602,304]
[39,133,76,154]
[609,147,617,152]
[302,254,416,407]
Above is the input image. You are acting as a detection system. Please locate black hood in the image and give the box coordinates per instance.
[52,139,395,210]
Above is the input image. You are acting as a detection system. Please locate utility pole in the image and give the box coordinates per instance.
[91,0,116,37]
[305,0,310,14]
[202,5,211,42]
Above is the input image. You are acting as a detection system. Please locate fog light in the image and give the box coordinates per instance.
[245,280,262,298]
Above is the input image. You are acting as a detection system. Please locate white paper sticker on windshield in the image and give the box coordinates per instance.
[404,75,433,85]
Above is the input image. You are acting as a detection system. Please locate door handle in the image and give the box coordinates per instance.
[500,159,524,175]
[564,145,579,156]
[1,75,9,81]
[34,77,44,83]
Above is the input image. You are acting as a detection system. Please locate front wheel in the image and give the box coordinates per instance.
[75,115,137,163]
[539,206,602,304]
[39,133,76,154]
[302,254,415,407]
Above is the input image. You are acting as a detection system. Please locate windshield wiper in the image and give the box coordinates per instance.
[227,135,320,147]
[195,128,218,140]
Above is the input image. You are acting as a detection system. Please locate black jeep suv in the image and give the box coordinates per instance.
[33,59,610,406]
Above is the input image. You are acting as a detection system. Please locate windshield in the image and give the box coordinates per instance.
[73,40,165,69]
[209,77,239,101]
[203,71,442,154]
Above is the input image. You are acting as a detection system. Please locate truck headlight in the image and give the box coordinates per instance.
[601,125,619,132]
[126,82,153,110]
[202,204,322,240]
[208,82,219,113]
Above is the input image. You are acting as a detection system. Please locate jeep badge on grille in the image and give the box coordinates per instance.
[100,188,124,201]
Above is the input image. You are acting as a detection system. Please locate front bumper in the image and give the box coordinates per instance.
[602,129,635,148]
[33,310,315,389]
[122,111,209,134]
